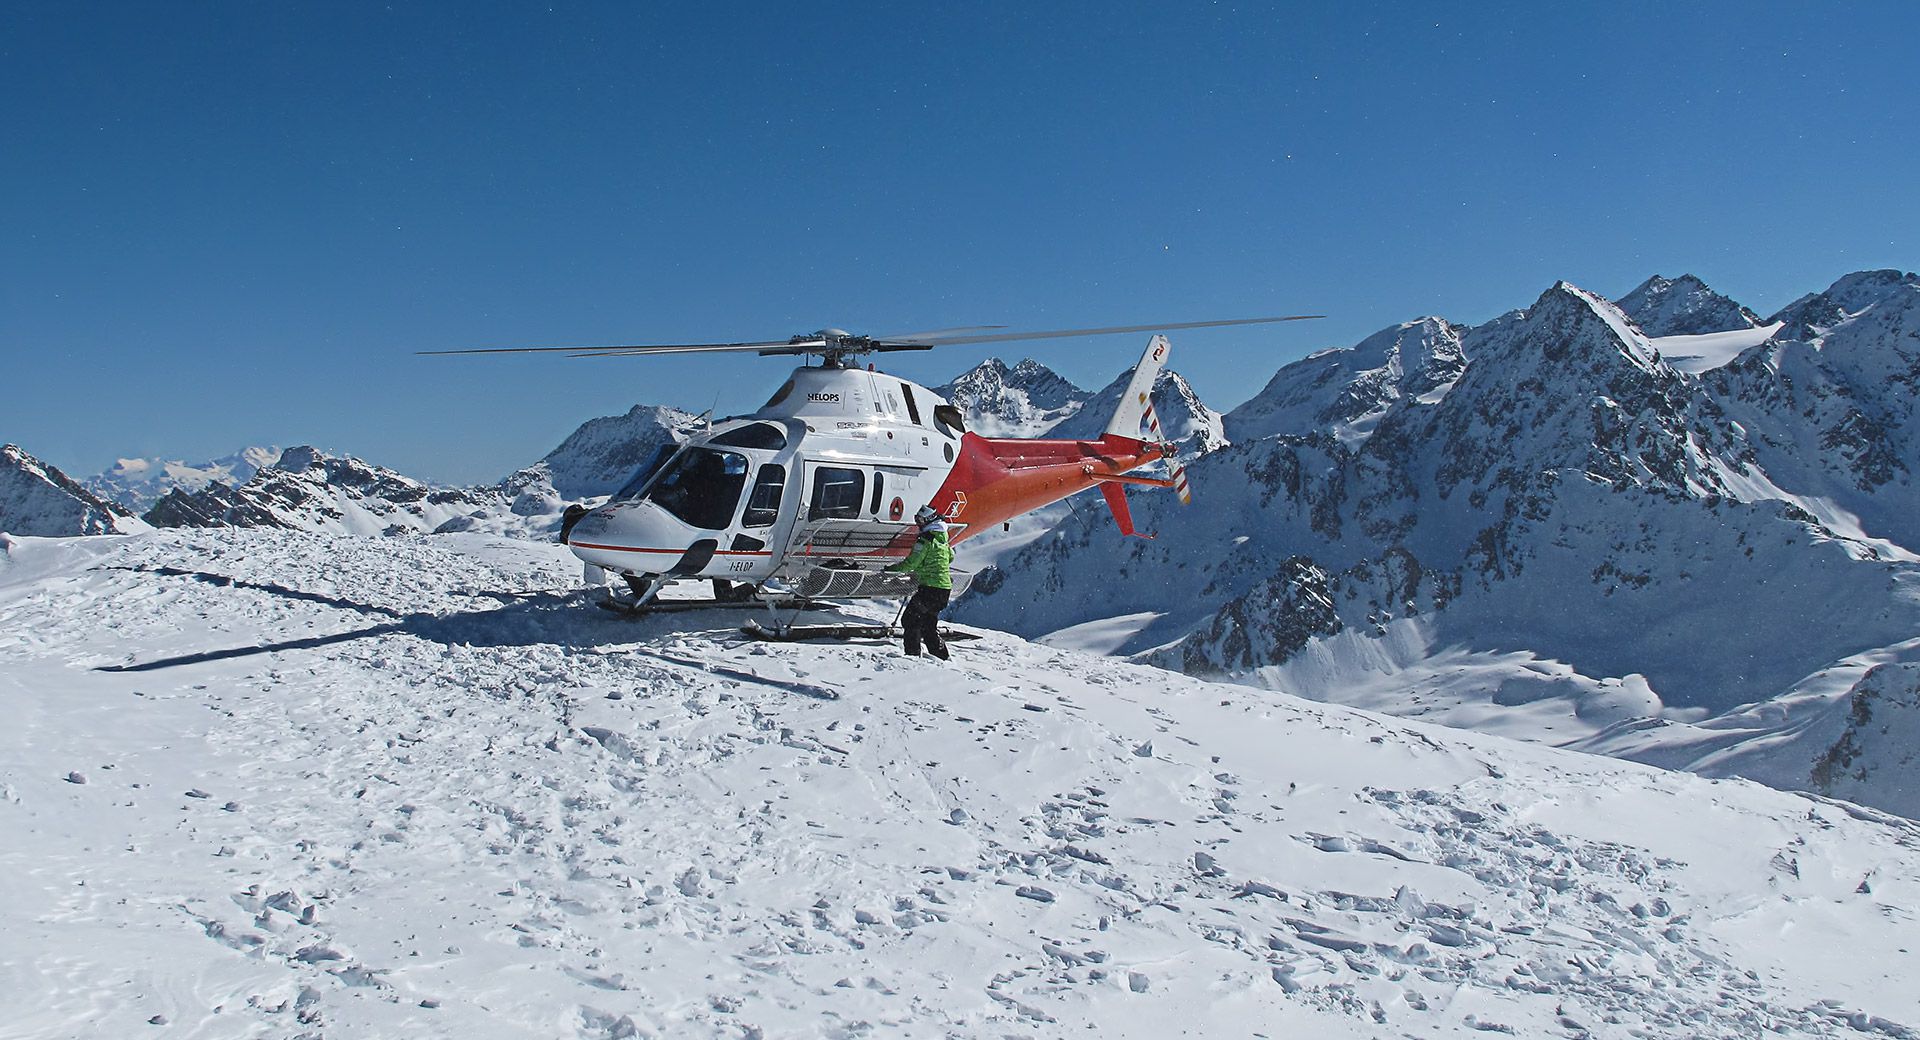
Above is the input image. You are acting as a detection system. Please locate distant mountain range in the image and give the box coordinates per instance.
[84,446,282,511]
[138,446,516,537]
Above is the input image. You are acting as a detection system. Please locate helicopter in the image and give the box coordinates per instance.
[425,316,1318,618]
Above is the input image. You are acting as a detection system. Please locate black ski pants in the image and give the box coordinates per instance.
[902,585,951,659]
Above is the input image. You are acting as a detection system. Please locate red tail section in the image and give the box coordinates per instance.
[929,432,1171,543]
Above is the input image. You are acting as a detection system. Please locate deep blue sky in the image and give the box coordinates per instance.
[4,3,1915,484]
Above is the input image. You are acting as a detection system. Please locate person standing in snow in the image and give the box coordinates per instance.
[888,504,954,659]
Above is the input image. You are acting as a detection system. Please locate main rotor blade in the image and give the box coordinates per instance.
[418,339,806,357]
[868,325,1010,342]
[566,340,829,358]
[875,314,1321,348]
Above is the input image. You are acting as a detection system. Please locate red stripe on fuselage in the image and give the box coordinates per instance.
[568,542,773,556]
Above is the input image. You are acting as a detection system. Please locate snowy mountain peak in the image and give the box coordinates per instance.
[537,403,704,499]
[1409,281,1736,503]
[1,444,147,536]
[1225,316,1466,445]
[1041,366,1227,453]
[1618,273,1760,337]
[85,445,280,511]
[1509,281,1664,373]
[1767,268,1920,341]
[934,357,1091,438]
[273,445,325,473]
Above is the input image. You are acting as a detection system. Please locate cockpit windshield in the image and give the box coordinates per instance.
[640,447,749,530]
[611,443,680,502]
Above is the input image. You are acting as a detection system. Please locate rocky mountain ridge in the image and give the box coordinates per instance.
[1,444,147,537]
[931,357,1091,437]
[142,446,527,537]
[1225,316,1467,446]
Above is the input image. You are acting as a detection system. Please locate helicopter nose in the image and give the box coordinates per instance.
[565,500,706,576]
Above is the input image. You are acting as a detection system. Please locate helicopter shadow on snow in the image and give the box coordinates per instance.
[91,565,826,673]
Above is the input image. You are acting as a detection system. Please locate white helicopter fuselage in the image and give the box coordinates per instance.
[563,364,966,587]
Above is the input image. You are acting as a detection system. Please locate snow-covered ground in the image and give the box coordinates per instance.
[4,530,1919,1038]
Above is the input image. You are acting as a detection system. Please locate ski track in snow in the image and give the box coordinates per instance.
[2,530,1918,1039]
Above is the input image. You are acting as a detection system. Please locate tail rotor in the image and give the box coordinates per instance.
[1140,399,1192,505]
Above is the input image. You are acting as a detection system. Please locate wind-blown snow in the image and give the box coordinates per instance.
[3,529,1918,1037]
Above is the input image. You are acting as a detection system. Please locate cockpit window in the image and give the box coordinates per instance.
[641,447,749,530]
[709,422,788,451]
[611,442,680,502]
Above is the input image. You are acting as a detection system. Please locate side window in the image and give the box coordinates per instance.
[899,382,922,425]
[742,464,787,527]
[869,471,885,515]
[933,404,966,438]
[808,466,866,520]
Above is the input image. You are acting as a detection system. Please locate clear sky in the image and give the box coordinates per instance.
[4,2,1915,485]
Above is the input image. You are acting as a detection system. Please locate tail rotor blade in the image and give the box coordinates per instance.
[1170,458,1192,505]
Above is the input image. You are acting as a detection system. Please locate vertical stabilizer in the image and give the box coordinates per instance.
[1103,335,1170,439]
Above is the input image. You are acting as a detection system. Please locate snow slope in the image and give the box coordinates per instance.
[1648,324,1782,374]
[2,529,1918,1038]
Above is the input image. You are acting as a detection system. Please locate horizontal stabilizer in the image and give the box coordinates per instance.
[1092,472,1175,489]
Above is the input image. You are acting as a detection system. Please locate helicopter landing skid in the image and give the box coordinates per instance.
[741,620,984,644]
[740,620,897,642]
[593,584,821,617]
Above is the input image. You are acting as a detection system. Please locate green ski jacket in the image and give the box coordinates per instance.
[889,526,953,589]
